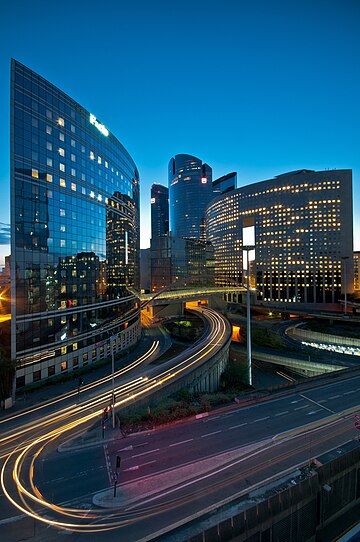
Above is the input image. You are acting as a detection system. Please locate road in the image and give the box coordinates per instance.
[0,307,231,541]
[1,366,359,541]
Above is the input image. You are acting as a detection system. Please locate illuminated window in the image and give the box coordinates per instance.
[71,153,76,162]
[60,179,66,187]
[60,163,65,172]
[32,169,39,178]
[46,174,53,182]
[58,117,65,127]
[71,168,76,176]
[61,360,67,371]
[71,183,76,191]
[46,125,52,135]
[73,343,78,351]
[46,141,52,151]
[59,148,65,157]
[59,132,65,141]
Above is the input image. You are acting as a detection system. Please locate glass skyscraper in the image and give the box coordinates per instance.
[150,183,169,239]
[10,59,140,387]
[168,154,213,241]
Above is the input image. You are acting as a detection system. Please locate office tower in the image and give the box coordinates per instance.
[151,184,169,239]
[206,169,353,304]
[212,172,237,195]
[168,154,213,241]
[10,59,140,386]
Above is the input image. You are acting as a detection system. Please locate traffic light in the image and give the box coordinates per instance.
[103,406,110,421]
[116,455,121,469]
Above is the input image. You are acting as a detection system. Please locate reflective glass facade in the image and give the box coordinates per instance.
[207,169,353,304]
[10,60,140,386]
[169,154,213,241]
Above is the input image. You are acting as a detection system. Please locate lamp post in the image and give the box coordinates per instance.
[244,247,253,387]
[342,256,349,315]
[110,334,116,429]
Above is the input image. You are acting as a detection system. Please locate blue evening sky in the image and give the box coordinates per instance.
[0,0,359,269]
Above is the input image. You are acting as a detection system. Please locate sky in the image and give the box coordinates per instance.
[0,0,359,269]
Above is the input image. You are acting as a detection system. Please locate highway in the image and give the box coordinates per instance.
[0,307,231,541]
[1,369,359,541]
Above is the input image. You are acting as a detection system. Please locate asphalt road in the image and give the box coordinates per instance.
[9,372,359,542]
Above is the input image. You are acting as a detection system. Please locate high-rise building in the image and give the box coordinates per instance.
[168,154,213,241]
[212,172,237,196]
[151,184,169,239]
[10,59,140,387]
[207,169,353,304]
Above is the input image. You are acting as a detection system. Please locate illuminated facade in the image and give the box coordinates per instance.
[169,154,212,241]
[10,59,140,386]
[207,169,353,304]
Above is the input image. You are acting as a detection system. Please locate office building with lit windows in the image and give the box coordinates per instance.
[10,59,140,387]
[206,169,353,304]
[169,154,213,241]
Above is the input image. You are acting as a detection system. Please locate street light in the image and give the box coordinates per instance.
[110,334,116,429]
[243,217,255,387]
[342,256,349,315]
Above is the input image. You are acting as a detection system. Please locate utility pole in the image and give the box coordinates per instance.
[342,256,349,315]
[111,335,116,429]
[246,248,252,387]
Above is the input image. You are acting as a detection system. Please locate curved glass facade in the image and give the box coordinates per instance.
[168,154,213,241]
[10,59,140,386]
[207,169,353,304]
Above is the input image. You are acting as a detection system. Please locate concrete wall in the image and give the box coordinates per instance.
[288,325,360,348]
[179,445,360,542]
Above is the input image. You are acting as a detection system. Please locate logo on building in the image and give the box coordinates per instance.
[89,113,109,137]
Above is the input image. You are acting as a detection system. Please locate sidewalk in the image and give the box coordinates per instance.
[92,438,272,508]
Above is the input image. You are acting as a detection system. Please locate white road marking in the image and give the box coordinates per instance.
[344,390,356,395]
[307,410,322,415]
[169,439,194,447]
[132,448,160,458]
[229,423,248,429]
[299,393,335,414]
[253,417,270,423]
[275,411,289,416]
[294,405,308,411]
[328,395,341,400]
[123,460,156,472]
[133,442,149,448]
[201,430,222,438]
[103,444,112,485]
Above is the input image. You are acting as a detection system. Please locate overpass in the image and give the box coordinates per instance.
[140,286,246,320]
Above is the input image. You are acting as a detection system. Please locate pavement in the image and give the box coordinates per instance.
[91,438,272,508]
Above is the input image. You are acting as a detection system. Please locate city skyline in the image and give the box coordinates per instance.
[1,0,360,268]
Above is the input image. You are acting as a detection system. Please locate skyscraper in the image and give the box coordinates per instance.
[212,172,237,195]
[168,154,213,241]
[10,59,140,387]
[151,184,169,239]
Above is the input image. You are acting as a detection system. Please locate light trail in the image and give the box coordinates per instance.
[1,308,232,533]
